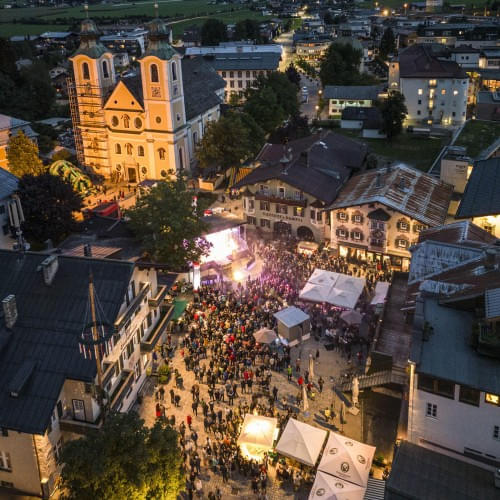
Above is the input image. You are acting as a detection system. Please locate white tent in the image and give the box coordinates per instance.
[276,418,327,466]
[318,432,376,487]
[370,281,390,306]
[273,306,310,345]
[253,328,278,344]
[299,269,365,309]
[309,471,366,500]
[237,414,278,459]
[274,306,310,328]
[340,309,363,325]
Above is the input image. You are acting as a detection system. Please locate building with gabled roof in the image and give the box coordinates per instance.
[0,250,176,497]
[327,164,453,271]
[0,114,38,171]
[68,18,225,182]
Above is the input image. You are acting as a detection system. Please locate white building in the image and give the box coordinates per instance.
[389,44,469,126]
[408,251,500,471]
[323,85,380,117]
[0,168,18,248]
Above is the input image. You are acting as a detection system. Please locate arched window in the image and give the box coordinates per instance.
[172,61,177,81]
[178,147,184,170]
[158,148,166,160]
[122,115,130,128]
[82,62,90,80]
[115,144,121,154]
[102,60,109,79]
[138,145,144,157]
[125,143,133,155]
[150,63,159,83]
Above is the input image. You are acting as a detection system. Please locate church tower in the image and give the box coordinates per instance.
[69,18,115,176]
[138,17,188,177]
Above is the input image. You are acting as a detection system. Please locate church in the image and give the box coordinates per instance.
[69,18,225,181]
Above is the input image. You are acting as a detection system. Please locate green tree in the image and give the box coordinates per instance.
[319,42,363,86]
[234,19,261,42]
[200,18,227,45]
[379,27,396,60]
[285,63,302,88]
[126,177,211,268]
[7,131,45,177]
[196,111,264,169]
[17,172,83,244]
[61,413,184,500]
[380,91,408,140]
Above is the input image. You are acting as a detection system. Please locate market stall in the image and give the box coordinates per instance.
[276,418,328,467]
[309,471,366,500]
[299,269,366,309]
[318,432,376,487]
[273,307,311,346]
[370,281,390,306]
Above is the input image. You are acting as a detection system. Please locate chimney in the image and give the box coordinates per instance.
[40,255,59,286]
[375,171,383,188]
[2,295,18,329]
[484,248,496,270]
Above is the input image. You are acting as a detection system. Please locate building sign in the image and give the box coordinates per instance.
[261,211,304,223]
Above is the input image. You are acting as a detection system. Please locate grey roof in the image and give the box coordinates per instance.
[324,85,380,101]
[387,441,500,500]
[182,57,225,121]
[0,250,133,434]
[204,52,281,71]
[0,167,18,200]
[341,106,382,129]
[410,297,500,394]
[456,158,500,218]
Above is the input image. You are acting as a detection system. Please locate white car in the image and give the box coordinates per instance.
[302,86,308,94]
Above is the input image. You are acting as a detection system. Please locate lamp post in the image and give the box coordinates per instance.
[403,2,408,15]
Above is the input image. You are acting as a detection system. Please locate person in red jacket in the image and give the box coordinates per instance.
[297,376,304,387]
[187,415,192,429]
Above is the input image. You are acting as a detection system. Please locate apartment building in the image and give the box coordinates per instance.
[0,251,175,497]
[389,44,469,126]
[328,165,453,271]
[295,38,332,65]
[185,43,281,101]
[408,247,500,471]
[234,132,366,242]
[323,85,380,117]
[0,114,38,171]
[100,28,150,57]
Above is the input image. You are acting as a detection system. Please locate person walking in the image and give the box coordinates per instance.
[187,414,193,430]
[318,376,324,393]
[287,365,293,382]
[295,357,301,373]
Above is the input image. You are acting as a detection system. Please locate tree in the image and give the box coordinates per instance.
[285,63,301,88]
[319,43,363,86]
[234,19,261,42]
[126,177,211,268]
[380,91,407,140]
[200,19,227,45]
[7,131,45,177]
[61,413,184,500]
[379,27,396,60]
[196,111,264,170]
[17,172,83,244]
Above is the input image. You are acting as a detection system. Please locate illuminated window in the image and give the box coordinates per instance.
[453,89,459,95]
[486,393,500,406]
[441,89,446,95]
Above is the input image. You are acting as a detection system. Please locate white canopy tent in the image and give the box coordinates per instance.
[253,328,278,344]
[370,281,390,306]
[309,471,366,500]
[237,414,278,460]
[276,418,327,467]
[299,269,366,310]
[318,432,376,487]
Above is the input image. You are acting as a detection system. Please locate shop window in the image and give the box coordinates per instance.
[459,385,480,406]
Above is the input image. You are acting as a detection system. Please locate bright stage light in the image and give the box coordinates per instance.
[202,227,240,264]
[233,270,244,281]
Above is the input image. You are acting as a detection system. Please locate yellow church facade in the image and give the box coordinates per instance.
[69,19,225,182]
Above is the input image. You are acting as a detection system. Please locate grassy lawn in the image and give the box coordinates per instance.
[454,120,500,159]
[334,128,449,172]
[357,0,489,7]
[0,23,71,37]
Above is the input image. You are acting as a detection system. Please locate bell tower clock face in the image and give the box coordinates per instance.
[151,86,161,98]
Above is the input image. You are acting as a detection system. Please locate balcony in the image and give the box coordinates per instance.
[114,282,150,332]
[59,416,101,434]
[110,369,135,411]
[255,191,307,208]
[148,285,168,307]
[140,304,174,353]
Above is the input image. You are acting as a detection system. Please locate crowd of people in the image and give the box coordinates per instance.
[152,241,391,498]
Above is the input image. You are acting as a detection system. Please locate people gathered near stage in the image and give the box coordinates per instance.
[157,241,392,498]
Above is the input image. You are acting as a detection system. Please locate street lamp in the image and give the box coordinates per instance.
[315,104,320,119]
[403,2,408,14]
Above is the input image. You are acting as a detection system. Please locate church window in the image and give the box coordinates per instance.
[125,143,133,155]
[160,170,167,177]
[134,117,142,129]
[115,144,121,154]
[138,146,144,157]
[150,64,159,83]
[122,115,130,128]
[158,148,166,160]
[172,61,177,81]
[102,60,109,79]
[111,116,119,127]
[155,116,162,124]
[178,147,184,170]
[176,113,181,122]
[82,62,90,80]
